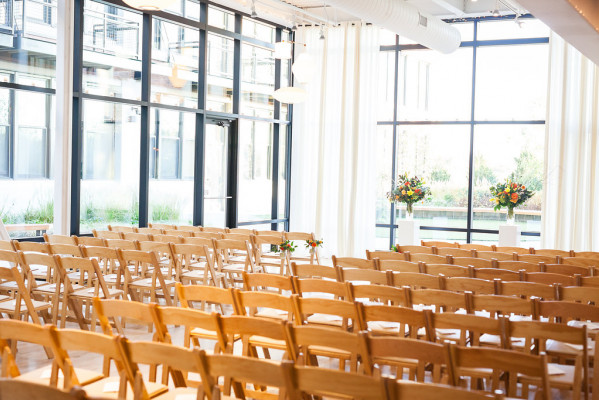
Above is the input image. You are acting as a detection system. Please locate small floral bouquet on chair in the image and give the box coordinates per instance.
[489,179,535,224]
[386,173,431,219]
[277,240,297,258]
[305,239,323,254]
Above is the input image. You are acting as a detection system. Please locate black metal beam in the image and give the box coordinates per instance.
[138,13,152,228]
[226,120,239,228]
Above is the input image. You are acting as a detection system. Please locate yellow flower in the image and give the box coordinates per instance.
[401,190,406,195]
[407,190,414,195]
[489,198,496,203]
[506,188,510,193]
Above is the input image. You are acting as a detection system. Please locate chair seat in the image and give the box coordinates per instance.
[154,387,199,400]
[16,366,104,387]
[306,314,346,328]
[82,376,168,400]
[306,345,352,359]
[33,283,83,294]
[247,335,287,350]
[546,338,594,357]
[0,295,9,302]
[254,309,289,321]
[0,281,21,291]
[71,287,124,299]
[519,363,577,389]
[130,278,176,289]
[0,299,52,312]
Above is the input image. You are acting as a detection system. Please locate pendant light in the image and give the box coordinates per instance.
[273,87,307,104]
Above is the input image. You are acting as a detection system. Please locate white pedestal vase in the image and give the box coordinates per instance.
[397,220,420,246]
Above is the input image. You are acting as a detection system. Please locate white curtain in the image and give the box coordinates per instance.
[542,33,599,251]
[289,23,379,258]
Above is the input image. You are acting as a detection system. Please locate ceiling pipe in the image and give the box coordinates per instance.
[322,0,462,53]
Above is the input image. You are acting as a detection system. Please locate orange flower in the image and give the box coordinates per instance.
[511,193,519,203]
[521,185,526,190]
[311,242,317,247]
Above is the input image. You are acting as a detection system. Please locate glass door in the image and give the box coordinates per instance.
[203,121,231,228]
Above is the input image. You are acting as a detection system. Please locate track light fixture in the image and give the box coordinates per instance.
[319,25,325,40]
[490,0,500,17]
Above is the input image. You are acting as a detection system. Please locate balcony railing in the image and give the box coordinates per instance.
[0,0,57,41]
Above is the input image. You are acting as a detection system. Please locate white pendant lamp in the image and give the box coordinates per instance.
[291,52,316,84]
[123,0,176,11]
[274,41,293,60]
[273,87,307,104]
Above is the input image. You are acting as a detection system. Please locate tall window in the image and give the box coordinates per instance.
[375,17,549,248]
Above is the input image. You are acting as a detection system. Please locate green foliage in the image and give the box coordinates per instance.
[474,155,497,186]
[430,167,451,183]
[151,202,180,223]
[510,150,543,192]
[23,200,54,224]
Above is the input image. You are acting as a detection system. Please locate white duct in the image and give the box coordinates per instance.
[323,0,462,54]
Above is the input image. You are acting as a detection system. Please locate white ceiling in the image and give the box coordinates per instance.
[211,0,530,28]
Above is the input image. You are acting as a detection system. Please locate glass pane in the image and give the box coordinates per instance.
[208,6,235,31]
[278,127,287,219]
[151,19,199,107]
[242,18,275,43]
[15,90,52,179]
[454,22,474,42]
[280,58,290,120]
[0,0,56,81]
[376,126,393,224]
[377,51,395,121]
[398,47,473,121]
[149,109,195,226]
[0,90,54,238]
[207,33,234,113]
[471,232,498,245]
[161,0,200,21]
[241,44,275,118]
[238,120,273,222]
[472,125,544,233]
[416,230,467,243]
[376,227,391,251]
[475,44,549,121]
[82,1,142,100]
[204,124,228,228]
[80,100,140,233]
[394,125,471,228]
[477,19,550,40]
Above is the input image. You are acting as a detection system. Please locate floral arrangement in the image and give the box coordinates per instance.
[391,244,400,252]
[277,240,297,253]
[489,179,535,220]
[386,173,431,216]
[305,239,323,249]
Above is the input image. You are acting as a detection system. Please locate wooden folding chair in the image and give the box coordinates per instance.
[376,259,420,273]
[290,262,337,280]
[235,290,295,322]
[193,232,223,240]
[285,232,321,265]
[470,294,536,321]
[0,252,52,326]
[523,272,577,286]
[176,282,238,315]
[149,223,177,230]
[473,268,521,282]
[443,277,495,295]
[394,245,435,255]
[509,320,588,400]
[541,263,592,277]
[405,253,451,265]
[559,286,599,305]
[92,230,121,240]
[74,236,106,247]
[242,272,295,294]
[0,320,62,383]
[121,232,153,242]
[164,229,192,238]
[452,257,494,269]
[459,243,494,251]
[388,272,443,290]
[516,254,560,264]
[116,249,176,306]
[104,239,139,251]
[56,257,123,330]
[284,363,388,400]
[356,303,431,340]
[446,344,550,399]
[0,379,100,400]
[493,260,539,272]
[94,298,158,338]
[108,225,136,233]
[360,333,448,382]
[495,281,558,300]
[137,241,177,280]
[532,249,574,257]
[436,247,476,258]
[252,234,290,275]
[574,252,599,260]
[170,243,225,286]
[429,312,507,348]
[79,245,127,293]
[292,296,359,331]
[421,241,459,248]
[332,256,378,270]
[406,288,469,314]
[476,251,514,261]
[0,240,14,251]
[494,246,531,255]
[212,238,258,287]
[292,277,350,300]
[227,228,256,235]
[136,227,164,235]
[43,234,77,246]
[365,250,405,261]
[152,235,184,244]
[336,267,390,285]
[422,263,471,278]
[349,283,407,307]
[563,257,599,270]
[198,350,291,400]
[201,227,227,234]
[119,339,201,400]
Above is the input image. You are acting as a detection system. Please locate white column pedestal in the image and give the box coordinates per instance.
[0,220,9,241]
[499,225,521,247]
[396,220,420,246]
